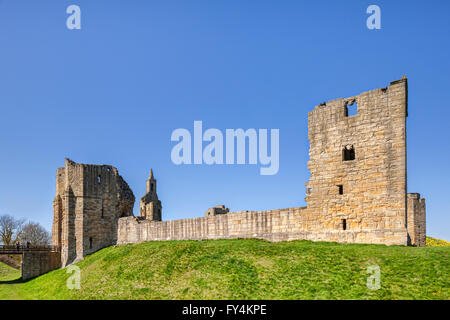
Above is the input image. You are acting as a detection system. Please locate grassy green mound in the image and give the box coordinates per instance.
[0,261,22,300]
[427,237,450,247]
[1,239,449,300]
[0,262,20,282]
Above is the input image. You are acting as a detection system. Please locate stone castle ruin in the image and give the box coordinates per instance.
[52,77,426,267]
[52,159,135,267]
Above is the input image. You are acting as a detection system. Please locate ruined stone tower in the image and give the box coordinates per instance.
[303,76,425,246]
[139,169,162,221]
[52,159,135,267]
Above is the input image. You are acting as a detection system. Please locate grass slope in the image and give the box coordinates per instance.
[0,262,20,282]
[1,238,449,300]
[0,261,22,300]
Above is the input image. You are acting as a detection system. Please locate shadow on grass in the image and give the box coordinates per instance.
[0,277,26,284]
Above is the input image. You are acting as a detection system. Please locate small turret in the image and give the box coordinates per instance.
[140,169,162,221]
[146,168,157,197]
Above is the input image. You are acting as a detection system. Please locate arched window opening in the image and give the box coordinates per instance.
[345,100,358,117]
[343,145,355,161]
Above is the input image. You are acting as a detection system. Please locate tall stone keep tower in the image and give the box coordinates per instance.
[304,76,426,246]
[140,169,162,221]
[52,159,135,267]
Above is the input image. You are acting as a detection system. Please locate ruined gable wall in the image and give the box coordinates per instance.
[82,165,120,257]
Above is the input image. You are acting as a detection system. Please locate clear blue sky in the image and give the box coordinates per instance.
[0,0,449,240]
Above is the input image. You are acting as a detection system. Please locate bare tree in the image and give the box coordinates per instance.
[19,221,50,246]
[0,214,25,245]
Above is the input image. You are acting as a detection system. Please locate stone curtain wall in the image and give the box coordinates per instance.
[118,207,407,246]
[407,193,426,246]
[117,209,307,244]
[21,252,61,280]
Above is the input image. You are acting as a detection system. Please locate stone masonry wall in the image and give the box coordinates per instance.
[21,252,61,280]
[118,207,407,246]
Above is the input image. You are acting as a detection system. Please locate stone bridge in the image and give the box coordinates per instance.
[0,245,61,280]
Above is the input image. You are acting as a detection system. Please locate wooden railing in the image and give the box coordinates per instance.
[0,245,60,254]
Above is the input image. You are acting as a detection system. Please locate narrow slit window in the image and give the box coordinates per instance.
[338,185,343,195]
[89,237,93,249]
[97,175,101,184]
[345,100,357,117]
[343,145,355,161]
[342,219,347,231]
[101,201,104,218]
